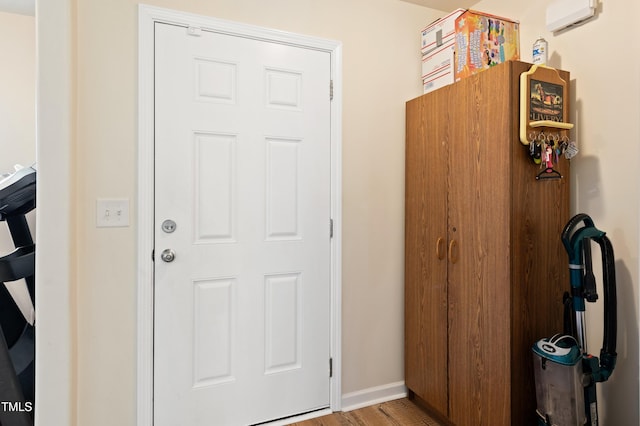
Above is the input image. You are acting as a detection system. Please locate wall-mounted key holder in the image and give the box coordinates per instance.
[528,131,568,180]
[519,64,574,145]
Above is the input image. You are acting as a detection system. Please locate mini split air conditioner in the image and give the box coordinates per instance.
[546,0,596,32]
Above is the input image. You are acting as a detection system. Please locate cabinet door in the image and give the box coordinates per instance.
[404,89,449,415]
[446,66,512,425]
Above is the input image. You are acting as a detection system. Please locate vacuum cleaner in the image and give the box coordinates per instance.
[532,213,617,426]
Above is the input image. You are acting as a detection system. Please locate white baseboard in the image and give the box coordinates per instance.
[274,382,407,424]
[340,381,407,412]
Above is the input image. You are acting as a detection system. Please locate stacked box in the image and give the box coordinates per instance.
[420,9,464,94]
[421,8,465,55]
[421,43,455,94]
[454,10,520,81]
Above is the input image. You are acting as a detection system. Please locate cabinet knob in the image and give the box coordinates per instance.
[436,237,445,260]
[448,239,459,264]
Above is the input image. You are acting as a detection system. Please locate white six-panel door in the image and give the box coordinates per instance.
[153,22,332,426]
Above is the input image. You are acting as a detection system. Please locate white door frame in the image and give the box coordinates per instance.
[137,5,342,425]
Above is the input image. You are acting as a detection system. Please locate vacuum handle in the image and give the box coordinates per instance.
[562,213,595,242]
[561,213,597,263]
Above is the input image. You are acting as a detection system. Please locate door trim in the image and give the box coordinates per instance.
[137,5,343,425]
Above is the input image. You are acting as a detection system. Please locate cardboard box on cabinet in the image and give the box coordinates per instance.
[422,42,455,94]
[421,8,465,56]
[420,9,463,94]
[454,10,520,81]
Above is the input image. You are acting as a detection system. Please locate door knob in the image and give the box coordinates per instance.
[160,249,176,263]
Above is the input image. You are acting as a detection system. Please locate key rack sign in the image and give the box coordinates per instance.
[519,64,573,145]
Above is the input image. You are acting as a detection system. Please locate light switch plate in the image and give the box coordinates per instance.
[96,198,130,227]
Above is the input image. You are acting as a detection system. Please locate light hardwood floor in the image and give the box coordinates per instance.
[288,398,444,426]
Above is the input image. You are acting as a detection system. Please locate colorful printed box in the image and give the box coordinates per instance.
[454,10,520,81]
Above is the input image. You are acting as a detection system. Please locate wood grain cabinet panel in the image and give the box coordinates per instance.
[405,61,570,426]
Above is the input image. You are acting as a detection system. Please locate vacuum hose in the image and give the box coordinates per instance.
[597,235,617,381]
[561,213,617,383]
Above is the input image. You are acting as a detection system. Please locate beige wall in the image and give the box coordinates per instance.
[0,11,35,253]
[0,11,35,171]
[71,1,437,425]
[474,0,640,424]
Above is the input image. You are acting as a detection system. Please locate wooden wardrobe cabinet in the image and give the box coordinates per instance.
[405,61,570,425]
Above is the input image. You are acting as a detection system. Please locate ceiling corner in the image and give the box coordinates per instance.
[398,0,478,12]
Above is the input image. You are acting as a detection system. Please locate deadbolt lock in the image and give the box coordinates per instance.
[162,219,177,233]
